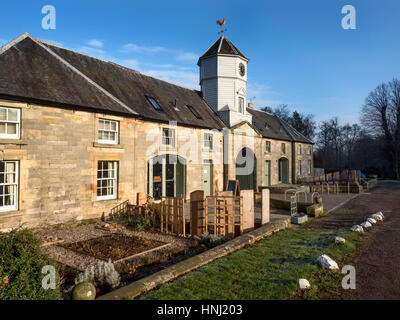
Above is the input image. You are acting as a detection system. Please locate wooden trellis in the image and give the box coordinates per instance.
[159,196,187,236]
[204,195,243,237]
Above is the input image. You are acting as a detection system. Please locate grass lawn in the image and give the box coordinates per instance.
[138,227,367,300]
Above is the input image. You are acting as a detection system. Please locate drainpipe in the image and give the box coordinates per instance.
[292,142,296,184]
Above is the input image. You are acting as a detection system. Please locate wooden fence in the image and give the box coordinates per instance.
[158,196,187,236]
[204,195,243,237]
[110,191,244,239]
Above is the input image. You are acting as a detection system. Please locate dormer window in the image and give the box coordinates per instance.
[146,95,164,112]
[187,105,202,119]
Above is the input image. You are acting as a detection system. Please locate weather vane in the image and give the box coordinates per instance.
[216,18,227,35]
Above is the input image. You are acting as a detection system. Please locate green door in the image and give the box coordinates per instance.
[278,158,289,184]
[265,160,271,187]
[203,160,213,196]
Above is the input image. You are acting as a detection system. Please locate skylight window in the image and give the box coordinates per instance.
[146,95,164,112]
[253,122,263,132]
[265,122,278,134]
[187,105,202,119]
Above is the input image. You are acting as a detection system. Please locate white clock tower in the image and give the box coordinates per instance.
[198,36,253,128]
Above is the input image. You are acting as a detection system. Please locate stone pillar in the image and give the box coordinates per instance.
[190,190,205,236]
[241,190,254,232]
[261,188,270,224]
[137,192,147,206]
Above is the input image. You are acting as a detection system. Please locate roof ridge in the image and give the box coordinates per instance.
[37,38,199,92]
[248,107,274,116]
[274,115,294,141]
[224,37,238,55]
[109,62,198,92]
[279,117,312,143]
[217,36,224,52]
[29,35,138,115]
[37,38,116,65]
[0,32,30,55]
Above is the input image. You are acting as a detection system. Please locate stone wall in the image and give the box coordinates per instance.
[0,98,224,231]
[293,142,313,183]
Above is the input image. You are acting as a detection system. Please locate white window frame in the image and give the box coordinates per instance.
[298,160,302,176]
[97,161,118,201]
[0,161,19,212]
[298,145,302,155]
[98,119,119,145]
[308,160,312,175]
[0,107,21,139]
[162,128,176,148]
[203,133,213,150]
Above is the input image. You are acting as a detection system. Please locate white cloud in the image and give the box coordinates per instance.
[175,51,198,62]
[77,46,108,59]
[87,39,104,48]
[73,40,199,89]
[144,69,199,90]
[247,82,286,108]
[122,43,165,54]
[118,59,140,69]
[121,42,199,64]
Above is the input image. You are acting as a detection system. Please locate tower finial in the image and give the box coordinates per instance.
[216,18,227,36]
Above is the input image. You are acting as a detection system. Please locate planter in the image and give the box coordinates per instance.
[291,215,308,225]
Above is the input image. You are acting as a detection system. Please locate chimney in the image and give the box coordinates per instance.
[248,102,254,109]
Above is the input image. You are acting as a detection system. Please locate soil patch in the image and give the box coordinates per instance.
[62,234,168,262]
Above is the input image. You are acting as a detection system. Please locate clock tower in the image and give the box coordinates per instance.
[198,36,252,127]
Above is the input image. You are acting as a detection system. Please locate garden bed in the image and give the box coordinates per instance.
[61,234,169,262]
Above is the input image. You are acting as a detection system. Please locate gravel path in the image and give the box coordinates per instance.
[343,181,400,300]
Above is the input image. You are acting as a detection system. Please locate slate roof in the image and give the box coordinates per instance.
[247,107,313,144]
[0,33,225,130]
[198,36,248,65]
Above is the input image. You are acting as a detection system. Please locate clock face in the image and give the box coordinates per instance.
[239,63,246,77]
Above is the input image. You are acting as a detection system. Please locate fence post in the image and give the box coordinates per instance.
[190,190,205,236]
[241,190,254,232]
[261,188,270,224]
[137,192,147,206]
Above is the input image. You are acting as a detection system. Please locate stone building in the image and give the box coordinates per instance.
[0,33,313,231]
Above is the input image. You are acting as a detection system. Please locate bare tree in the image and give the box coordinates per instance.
[361,79,400,179]
[260,105,316,140]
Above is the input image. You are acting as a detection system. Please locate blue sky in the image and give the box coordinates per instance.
[1,0,399,125]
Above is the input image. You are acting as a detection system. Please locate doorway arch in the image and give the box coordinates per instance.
[278,157,289,184]
[147,154,186,200]
[235,147,256,190]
